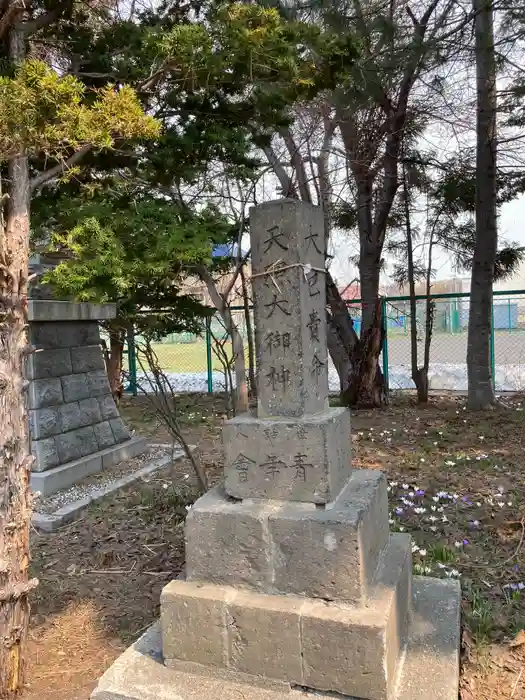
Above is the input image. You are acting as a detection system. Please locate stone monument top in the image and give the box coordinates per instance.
[222,199,350,504]
[250,199,329,419]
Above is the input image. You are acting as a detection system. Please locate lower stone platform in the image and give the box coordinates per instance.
[30,436,148,495]
[90,576,460,700]
[162,534,411,700]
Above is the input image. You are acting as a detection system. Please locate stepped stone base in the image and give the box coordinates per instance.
[90,576,460,700]
[162,534,411,700]
[185,470,389,604]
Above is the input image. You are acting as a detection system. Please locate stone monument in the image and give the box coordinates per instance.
[91,199,460,700]
[27,254,147,496]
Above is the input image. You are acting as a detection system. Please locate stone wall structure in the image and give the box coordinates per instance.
[153,199,461,700]
[27,298,146,496]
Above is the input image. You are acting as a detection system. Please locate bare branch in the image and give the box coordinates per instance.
[30,145,92,192]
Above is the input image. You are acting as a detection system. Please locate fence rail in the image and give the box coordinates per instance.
[122,289,525,395]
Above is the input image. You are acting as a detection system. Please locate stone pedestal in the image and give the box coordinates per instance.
[27,300,146,495]
[153,200,460,700]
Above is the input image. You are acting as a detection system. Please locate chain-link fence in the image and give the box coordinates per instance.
[123,290,525,395]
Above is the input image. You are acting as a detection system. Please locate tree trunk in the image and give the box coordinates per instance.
[467,0,497,410]
[355,247,386,406]
[197,266,249,414]
[0,26,38,697]
[240,265,256,399]
[107,323,125,405]
[403,162,429,403]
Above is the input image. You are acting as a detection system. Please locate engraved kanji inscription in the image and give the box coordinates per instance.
[231,453,256,483]
[266,365,291,391]
[263,225,288,253]
[307,310,321,342]
[263,426,279,445]
[305,231,323,255]
[292,453,313,482]
[261,455,287,479]
[297,424,308,440]
[264,330,291,355]
[265,294,291,318]
[306,270,321,297]
[311,352,325,378]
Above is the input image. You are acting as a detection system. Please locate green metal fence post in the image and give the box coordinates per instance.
[126,325,138,396]
[381,298,389,393]
[205,316,213,393]
[490,300,496,390]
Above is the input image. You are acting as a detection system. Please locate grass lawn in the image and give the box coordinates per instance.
[26,392,525,700]
[125,340,249,374]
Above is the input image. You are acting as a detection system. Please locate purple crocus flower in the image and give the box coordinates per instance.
[415,489,425,497]
[395,507,404,515]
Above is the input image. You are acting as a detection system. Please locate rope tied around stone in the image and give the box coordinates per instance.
[251,259,326,294]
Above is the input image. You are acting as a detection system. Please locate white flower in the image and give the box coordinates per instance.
[433,441,438,446]
[430,526,438,532]
[414,507,427,514]
[409,491,414,497]
[412,544,420,553]
[476,502,482,507]
[454,541,463,548]
[437,562,446,569]
[184,474,189,480]
[442,515,448,523]
[508,501,513,506]
[424,566,432,574]
[420,549,427,556]
[445,461,456,467]
[402,483,410,490]
[428,515,438,522]
[479,435,485,441]
[420,458,425,463]
[438,431,443,436]
[388,518,394,524]
[498,502,504,508]
[451,569,461,577]
[389,481,398,487]
[163,483,169,489]
[398,526,405,531]
[432,496,439,502]
[431,506,437,512]
[438,507,444,513]
[498,486,505,493]
[185,505,192,512]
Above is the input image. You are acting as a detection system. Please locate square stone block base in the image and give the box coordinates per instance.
[223,407,351,504]
[186,470,389,604]
[90,577,460,700]
[162,534,411,700]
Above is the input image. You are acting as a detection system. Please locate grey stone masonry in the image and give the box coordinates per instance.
[186,471,389,604]
[223,408,351,503]
[223,199,352,505]
[158,200,459,700]
[163,534,412,700]
[27,300,134,475]
[251,200,329,418]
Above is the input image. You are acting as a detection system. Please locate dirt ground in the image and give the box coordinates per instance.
[24,392,525,700]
